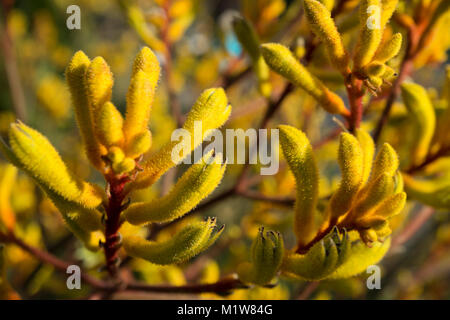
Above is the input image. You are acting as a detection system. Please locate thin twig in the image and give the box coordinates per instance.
[0,2,27,121]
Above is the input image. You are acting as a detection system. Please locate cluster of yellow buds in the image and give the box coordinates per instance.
[351,0,402,91]
[260,0,402,100]
[274,125,406,280]
[0,46,232,266]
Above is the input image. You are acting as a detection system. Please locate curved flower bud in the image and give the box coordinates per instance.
[134,88,231,189]
[65,51,103,169]
[354,173,394,217]
[329,133,364,221]
[380,0,399,30]
[238,228,284,285]
[125,129,152,159]
[371,191,407,219]
[279,125,319,247]
[124,70,154,142]
[303,0,349,74]
[125,151,226,224]
[96,102,124,148]
[283,228,349,280]
[328,236,391,279]
[373,32,402,63]
[123,47,160,144]
[371,143,399,182]
[0,122,104,235]
[403,174,450,210]
[401,83,436,165]
[356,129,375,185]
[112,157,136,174]
[123,218,223,265]
[261,43,349,116]
[232,16,271,97]
[85,56,113,113]
[353,0,383,69]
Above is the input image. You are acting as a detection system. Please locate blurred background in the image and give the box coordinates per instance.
[0,0,449,299]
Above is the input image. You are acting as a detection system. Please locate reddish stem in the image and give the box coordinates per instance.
[346,76,364,132]
[103,175,128,277]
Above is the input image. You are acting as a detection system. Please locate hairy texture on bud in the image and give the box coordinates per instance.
[356,129,375,185]
[328,237,391,279]
[96,102,124,147]
[125,129,152,159]
[401,83,436,165]
[380,0,399,30]
[354,0,383,69]
[125,151,226,224]
[354,173,394,217]
[85,57,113,113]
[65,51,103,169]
[123,218,223,265]
[134,88,231,189]
[371,143,399,182]
[261,43,349,116]
[283,228,349,280]
[123,47,160,144]
[373,32,402,63]
[238,228,284,285]
[0,123,104,249]
[329,133,364,220]
[279,125,319,247]
[303,0,349,73]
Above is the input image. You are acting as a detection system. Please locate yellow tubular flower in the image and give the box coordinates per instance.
[261,43,349,116]
[353,173,394,217]
[403,174,450,210]
[232,16,271,97]
[238,228,284,285]
[373,32,402,63]
[65,51,103,169]
[123,47,160,144]
[328,237,391,279]
[125,129,152,159]
[112,157,136,174]
[356,129,375,185]
[353,0,383,70]
[303,0,349,74]
[125,151,226,225]
[123,218,223,265]
[380,0,399,30]
[124,70,153,142]
[2,123,103,231]
[370,192,407,219]
[96,102,124,148]
[279,125,319,247]
[85,56,114,114]
[370,143,399,182]
[401,83,436,165]
[133,88,231,189]
[329,133,364,221]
